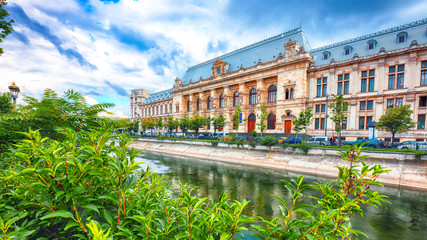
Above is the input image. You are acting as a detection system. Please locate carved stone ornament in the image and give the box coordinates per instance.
[240,64,244,70]
[410,40,418,47]
[258,59,262,65]
[379,47,386,53]
[353,53,359,59]
[277,52,283,59]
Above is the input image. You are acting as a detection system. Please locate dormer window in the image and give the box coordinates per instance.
[344,46,352,55]
[323,51,330,60]
[367,39,377,50]
[397,32,408,43]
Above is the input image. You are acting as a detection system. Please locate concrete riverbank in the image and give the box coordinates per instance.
[130,139,427,191]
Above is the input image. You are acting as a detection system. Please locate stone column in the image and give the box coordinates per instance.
[377,58,386,93]
[407,51,418,90]
[256,79,265,104]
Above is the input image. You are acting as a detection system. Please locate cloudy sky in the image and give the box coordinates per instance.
[1,0,426,117]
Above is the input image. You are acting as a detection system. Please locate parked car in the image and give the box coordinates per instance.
[344,139,386,148]
[197,133,212,140]
[283,137,303,144]
[396,141,427,151]
[306,137,330,146]
[252,137,262,142]
[276,137,287,144]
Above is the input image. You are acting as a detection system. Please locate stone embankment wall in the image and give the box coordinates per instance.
[130,139,427,191]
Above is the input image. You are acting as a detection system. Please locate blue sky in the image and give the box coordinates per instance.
[1,0,426,117]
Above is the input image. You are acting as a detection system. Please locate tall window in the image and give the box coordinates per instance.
[387,98,403,109]
[315,118,325,130]
[233,91,239,107]
[388,65,405,89]
[249,88,257,105]
[360,100,374,111]
[220,94,225,108]
[337,73,350,95]
[161,105,164,114]
[420,96,427,107]
[267,113,276,129]
[290,88,294,99]
[207,96,212,109]
[342,117,347,130]
[268,85,277,103]
[315,104,326,113]
[196,98,200,111]
[418,114,426,129]
[316,77,327,97]
[359,116,372,130]
[421,61,427,86]
[361,70,375,92]
[187,101,190,112]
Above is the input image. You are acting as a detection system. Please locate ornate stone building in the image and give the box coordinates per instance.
[135,19,427,142]
[139,89,173,119]
[130,89,151,121]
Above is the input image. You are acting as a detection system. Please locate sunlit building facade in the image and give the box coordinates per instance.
[135,19,427,141]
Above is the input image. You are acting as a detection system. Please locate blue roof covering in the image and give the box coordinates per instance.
[182,28,311,85]
[143,88,173,103]
[311,18,427,66]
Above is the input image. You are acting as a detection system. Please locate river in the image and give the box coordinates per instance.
[137,152,427,240]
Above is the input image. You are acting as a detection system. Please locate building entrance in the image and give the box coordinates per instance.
[248,114,256,132]
[284,120,292,133]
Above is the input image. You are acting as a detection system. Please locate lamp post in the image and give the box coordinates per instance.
[324,93,334,137]
[8,82,20,108]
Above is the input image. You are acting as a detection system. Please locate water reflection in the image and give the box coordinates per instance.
[137,152,427,240]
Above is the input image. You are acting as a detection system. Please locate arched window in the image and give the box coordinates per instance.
[187,101,190,112]
[268,85,277,103]
[267,113,276,129]
[290,88,294,99]
[207,96,212,109]
[220,94,225,108]
[249,88,257,105]
[233,91,239,107]
[197,98,200,111]
[286,89,290,99]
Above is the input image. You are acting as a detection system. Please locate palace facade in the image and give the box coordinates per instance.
[134,19,427,142]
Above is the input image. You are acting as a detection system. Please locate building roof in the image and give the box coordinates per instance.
[181,27,312,85]
[143,88,173,104]
[310,18,427,66]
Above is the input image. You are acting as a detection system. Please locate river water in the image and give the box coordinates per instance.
[137,152,427,240]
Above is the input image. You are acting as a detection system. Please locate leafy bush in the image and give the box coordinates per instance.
[0,127,252,239]
[260,137,276,146]
[211,140,219,147]
[0,127,391,239]
[248,141,257,148]
[282,143,310,155]
[251,130,258,138]
[252,144,390,239]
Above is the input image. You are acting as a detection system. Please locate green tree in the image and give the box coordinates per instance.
[211,115,227,134]
[232,106,243,136]
[327,94,349,147]
[376,104,416,146]
[156,116,164,133]
[0,92,13,113]
[165,117,179,137]
[141,116,156,134]
[1,89,113,141]
[257,104,268,137]
[189,114,209,136]
[292,108,313,140]
[0,0,14,55]
[179,116,191,136]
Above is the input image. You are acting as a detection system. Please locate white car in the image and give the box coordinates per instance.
[396,141,427,151]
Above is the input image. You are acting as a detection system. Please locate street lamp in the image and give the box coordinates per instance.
[325,93,334,137]
[8,82,20,107]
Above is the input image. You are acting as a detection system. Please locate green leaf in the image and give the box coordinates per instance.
[41,210,74,220]
[82,204,100,214]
